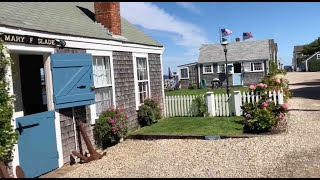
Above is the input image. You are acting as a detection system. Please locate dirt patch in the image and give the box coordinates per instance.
[267,148,320,178]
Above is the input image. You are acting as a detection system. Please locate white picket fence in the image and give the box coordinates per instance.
[165,95,200,117]
[241,89,284,105]
[164,89,284,117]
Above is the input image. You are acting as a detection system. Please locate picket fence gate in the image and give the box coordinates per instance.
[164,89,284,117]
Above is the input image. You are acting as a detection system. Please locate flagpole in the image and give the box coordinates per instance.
[219,26,221,43]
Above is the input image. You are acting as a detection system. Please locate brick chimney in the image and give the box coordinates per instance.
[94,2,121,35]
[235,37,240,42]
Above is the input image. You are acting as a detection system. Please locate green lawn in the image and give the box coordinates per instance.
[165,87,248,96]
[130,117,244,136]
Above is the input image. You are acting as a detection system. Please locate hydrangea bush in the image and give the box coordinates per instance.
[93,107,128,149]
[241,75,290,133]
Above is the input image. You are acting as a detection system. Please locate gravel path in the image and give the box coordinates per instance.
[63,72,320,178]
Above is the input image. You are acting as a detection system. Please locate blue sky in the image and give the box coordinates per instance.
[121,2,320,74]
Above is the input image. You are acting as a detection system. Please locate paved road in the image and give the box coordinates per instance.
[63,72,320,178]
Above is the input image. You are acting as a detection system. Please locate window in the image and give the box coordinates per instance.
[317,54,320,60]
[251,62,264,72]
[136,57,149,104]
[179,67,189,79]
[92,56,113,116]
[217,64,226,73]
[203,64,213,74]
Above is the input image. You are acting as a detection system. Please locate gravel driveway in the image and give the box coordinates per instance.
[63,72,320,178]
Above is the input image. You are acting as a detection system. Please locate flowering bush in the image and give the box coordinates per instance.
[93,107,128,149]
[241,79,289,133]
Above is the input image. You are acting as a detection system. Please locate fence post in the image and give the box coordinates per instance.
[206,92,216,117]
[278,89,284,105]
[233,91,242,116]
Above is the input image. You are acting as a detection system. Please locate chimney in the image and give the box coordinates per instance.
[235,37,240,42]
[94,2,121,35]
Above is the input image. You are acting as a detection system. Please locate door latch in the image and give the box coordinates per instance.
[77,85,86,89]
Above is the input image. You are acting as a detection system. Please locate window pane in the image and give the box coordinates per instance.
[253,63,263,71]
[136,57,148,81]
[180,68,188,78]
[95,87,113,116]
[93,56,112,87]
[138,82,148,104]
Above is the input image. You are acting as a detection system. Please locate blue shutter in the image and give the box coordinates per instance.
[51,53,95,109]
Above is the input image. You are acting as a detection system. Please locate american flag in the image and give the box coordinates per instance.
[221,28,232,37]
[243,32,253,40]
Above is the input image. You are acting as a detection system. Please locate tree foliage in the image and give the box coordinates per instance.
[302,37,320,56]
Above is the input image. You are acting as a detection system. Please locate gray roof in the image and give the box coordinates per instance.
[0,2,162,47]
[177,62,197,67]
[198,39,272,63]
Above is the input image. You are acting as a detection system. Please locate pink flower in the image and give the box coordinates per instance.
[112,127,118,134]
[279,112,285,121]
[281,103,289,110]
[249,84,256,91]
[108,118,116,125]
[263,84,268,88]
[275,79,281,84]
[261,102,269,108]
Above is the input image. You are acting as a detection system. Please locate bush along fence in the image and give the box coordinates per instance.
[164,89,284,117]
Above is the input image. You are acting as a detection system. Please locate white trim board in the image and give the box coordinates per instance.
[0,26,164,54]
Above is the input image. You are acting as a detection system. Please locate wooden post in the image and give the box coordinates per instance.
[206,92,216,117]
[233,91,242,116]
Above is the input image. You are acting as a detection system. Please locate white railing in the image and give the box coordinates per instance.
[164,89,284,117]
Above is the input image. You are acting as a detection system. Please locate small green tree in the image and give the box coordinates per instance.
[0,40,17,162]
[302,37,320,56]
[308,61,320,72]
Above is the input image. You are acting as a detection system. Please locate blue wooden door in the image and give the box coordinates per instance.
[16,111,58,178]
[51,53,95,109]
[233,73,242,86]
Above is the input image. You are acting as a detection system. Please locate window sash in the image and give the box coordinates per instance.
[137,57,148,81]
[217,64,226,73]
[95,87,113,116]
[252,62,264,71]
[180,68,189,78]
[203,65,213,73]
[317,54,320,59]
[93,56,112,88]
[138,81,148,104]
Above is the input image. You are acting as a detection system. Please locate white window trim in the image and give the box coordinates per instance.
[202,64,213,74]
[251,62,265,72]
[217,64,226,73]
[317,54,320,60]
[179,67,189,79]
[133,53,150,110]
[86,50,115,124]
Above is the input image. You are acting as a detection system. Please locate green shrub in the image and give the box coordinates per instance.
[138,104,157,127]
[143,98,162,120]
[188,82,197,89]
[0,40,17,161]
[93,107,128,149]
[191,96,209,117]
[308,61,320,72]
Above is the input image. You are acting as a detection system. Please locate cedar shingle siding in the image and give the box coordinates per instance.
[112,51,139,131]
[148,53,164,111]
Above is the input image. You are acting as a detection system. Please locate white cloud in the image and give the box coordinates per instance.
[120,2,209,50]
[176,2,201,14]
